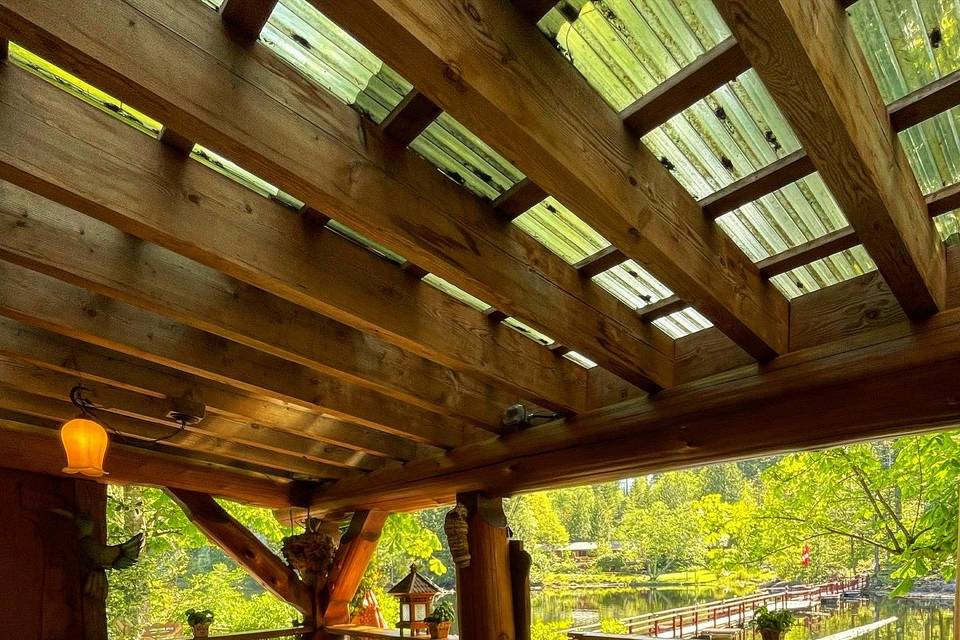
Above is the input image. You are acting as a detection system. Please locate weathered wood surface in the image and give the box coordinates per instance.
[509,540,532,640]
[219,0,278,43]
[314,0,789,362]
[167,488,312,614]
[0,418,293,507]
[0,0,673,392]
[715,0,946,318]
[322,510,388,627]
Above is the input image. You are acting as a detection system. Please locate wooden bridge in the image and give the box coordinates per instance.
[567,577,867,640]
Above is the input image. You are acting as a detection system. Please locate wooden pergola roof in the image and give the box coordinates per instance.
[0,0,958,514]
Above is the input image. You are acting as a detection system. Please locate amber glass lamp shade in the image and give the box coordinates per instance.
[60,416,109,477]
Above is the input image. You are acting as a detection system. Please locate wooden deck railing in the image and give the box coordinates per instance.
[172,626,313,640]
[568,576,866,639]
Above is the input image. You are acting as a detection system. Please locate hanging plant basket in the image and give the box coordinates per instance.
[282,519,338,578]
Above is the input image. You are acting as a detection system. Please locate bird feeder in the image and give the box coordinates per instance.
[387,564,442,636]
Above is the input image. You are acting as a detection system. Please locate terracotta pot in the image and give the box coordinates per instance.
[191,622,211,638]
[428,621,451,639]
[759,628,783,640]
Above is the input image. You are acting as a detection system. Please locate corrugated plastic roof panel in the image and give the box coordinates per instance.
[848,0,960,235]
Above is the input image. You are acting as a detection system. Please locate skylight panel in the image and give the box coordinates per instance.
[513,198,611,264]
[770,246,877,300]
[421,274,491,313]
[502,318,554,346]
[653,308,712,339]
[563,351,598,369]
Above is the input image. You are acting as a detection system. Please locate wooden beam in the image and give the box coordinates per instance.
[637,295,687,322]
[713,0,945,318]
[620,38,750,136]
[574,246,626,279]
[157,125,194,155]
[0,178,510,427]
[0,259,479,449]
[309,304,960,513]
[0,38,7,60]
[0,418,294,507]
[888,69,960,133]
[219,0,278,43]
[381,90,442,146]
[756,227,859,279]
[322,510,388,625]
[312,0,789,362]
[0,318,432,462]
[512,0,557,23]
[167,487,312,614]
[0,0,673,393]
[492,178,548,222]
[700,150,816,220]
[0,355,382,474]
[928,182,960,218]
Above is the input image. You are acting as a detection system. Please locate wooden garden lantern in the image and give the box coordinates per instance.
[387,564,441,636]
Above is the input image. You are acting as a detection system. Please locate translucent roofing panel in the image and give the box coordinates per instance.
[410,113,525,200]
[503,318,554,346]
[770,246,877,300]
[849,0,960,240]
[421,274,491,313]
[261,0,409,124]
[513,198,611,263]
[564,351,598,369]
[653,308,713,340]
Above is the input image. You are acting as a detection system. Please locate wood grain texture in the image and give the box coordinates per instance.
[0,260,477,449]
[0,317,431,461]
[312,0,789,361]
[0,61,587,415]
[621,38,750,136]
[219,0,278,42]
[381,90,442,146]
[0,418,293,506]
[309,304,960,513]
[713,0,945,317]
[0,177,511,427]
[322,510,388,626]
[0,0,672,391]
[168,487,312,614]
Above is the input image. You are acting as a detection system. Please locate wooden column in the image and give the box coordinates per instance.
[0,467,107,640]
[455,493,515,640]
[509,540,532,640]
[321,510,388,626]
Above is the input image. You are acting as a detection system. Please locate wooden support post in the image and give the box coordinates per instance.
[0,38,7,60]
[509,540,532,640]
[166,487,313,615]
[0,467,107,640]
[455,493,516,640]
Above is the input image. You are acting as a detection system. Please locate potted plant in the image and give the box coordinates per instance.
[751,606,795,640]
[185,609,215,638]
[423,600,455,639]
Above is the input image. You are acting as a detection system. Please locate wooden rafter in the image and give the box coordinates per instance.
[0,61,588,415]
[219,0,279,43]
[313,0,789,362]
[156,125,194,155]
[0,178,511,427]
[167,487,312,614]
[0,419,293,507]
[712,0,946,319]
[0,0,674,391]
[310,304,960,513]
[491,178,549,222]
[0,259,480,449]
[620,37,750,136]
[756,228,860,279]
[322,510,388,625]
[0,317,432,461]
[636,296,687,322]
[381,90,442,146]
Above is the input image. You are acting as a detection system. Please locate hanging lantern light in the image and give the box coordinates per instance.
[60,386,109,477]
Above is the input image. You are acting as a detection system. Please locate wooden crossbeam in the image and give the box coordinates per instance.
[512,0,557,23]
[700,150,816,220]
[0,355,382,474]
[0,317,431,462]
[756,228,860,279]
[929,182,960,218]
[168,487,313,614]
[492,178,548,222]
[574,245,627,279]
[314,0,789,362]
[0,0,673,392]
[0,178,509,427]
[157,125,194,155]
[310,304,960,513]
[0,62,589,414]
[381,90,442,146]
[0,419,293,507]
[219,0,279,43]
[322,510,388,625]
[637,296,687,322]
[621,38,750,136]
[888,69,960,132]
[0,259,479,449]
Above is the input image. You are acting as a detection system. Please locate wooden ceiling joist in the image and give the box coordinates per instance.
[620,37,750,137]
[309,305,960,513]
[0,317,431,462]
[491,178,549,223]
[0,62,587,415]
[0,419,293,507]
[0,0,674,392]
[0,355,383,474]
[0,178,511,427]
[219,0,279,43]
[574,245,630,280]
[157,125,194,155]
[313,0,789,362]
[381,89,442,146]
[636,296,687,323]
[756,228,860,279]
[887,69,960,133]
[0,259,479,449]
